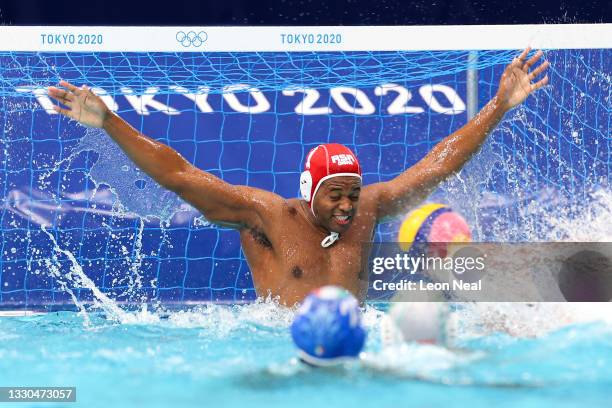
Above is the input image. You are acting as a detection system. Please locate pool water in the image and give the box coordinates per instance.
[1,302,610,408]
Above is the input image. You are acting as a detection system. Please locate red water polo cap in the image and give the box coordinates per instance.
[300,143,362,208]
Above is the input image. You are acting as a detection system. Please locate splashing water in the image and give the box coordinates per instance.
[42,225,130,323]
[547,189,612,241]
[436,187,612,341]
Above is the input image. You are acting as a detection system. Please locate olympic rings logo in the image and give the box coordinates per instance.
[175,31,208,48]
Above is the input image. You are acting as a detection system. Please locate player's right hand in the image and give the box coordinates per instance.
[48,80,110,128]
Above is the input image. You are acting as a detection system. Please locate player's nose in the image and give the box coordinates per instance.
[338,197,353,212]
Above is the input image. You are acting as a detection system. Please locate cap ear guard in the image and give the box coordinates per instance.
[300,170,312,201]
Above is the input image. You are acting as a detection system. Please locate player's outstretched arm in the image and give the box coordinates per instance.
[48,80,282,228]
[367,48,549,221]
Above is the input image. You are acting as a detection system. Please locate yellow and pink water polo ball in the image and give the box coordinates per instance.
[397,203,472,256]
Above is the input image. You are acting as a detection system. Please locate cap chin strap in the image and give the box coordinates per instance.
[321,231,340,248]
[311,207,340,248]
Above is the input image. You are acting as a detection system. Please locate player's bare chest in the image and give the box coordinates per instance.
[276,236,363,280]
[275,216,369,269]
[241,201,375,274]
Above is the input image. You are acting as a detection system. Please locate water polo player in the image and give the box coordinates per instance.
[48,48,549,305]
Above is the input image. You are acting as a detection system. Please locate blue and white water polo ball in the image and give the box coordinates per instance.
[291,286,366,366]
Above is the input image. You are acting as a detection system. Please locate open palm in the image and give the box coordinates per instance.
[497,47,550,110]
[48,80,110,128]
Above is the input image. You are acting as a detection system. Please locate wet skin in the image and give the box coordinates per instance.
[240,177,377,305]
[48,48,549,305]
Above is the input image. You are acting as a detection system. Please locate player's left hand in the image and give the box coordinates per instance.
[497,47,549,110]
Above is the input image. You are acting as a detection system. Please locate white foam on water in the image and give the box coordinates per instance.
[451,302,612,340]
[362,342,484,384]
[104,297,297,333]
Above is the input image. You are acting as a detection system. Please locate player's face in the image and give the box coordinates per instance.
[313,176,361,233]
